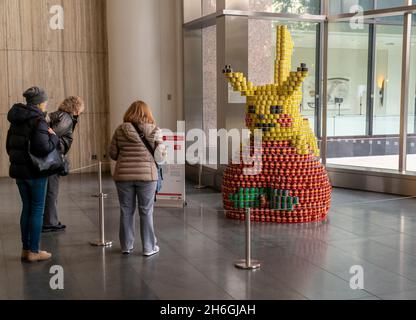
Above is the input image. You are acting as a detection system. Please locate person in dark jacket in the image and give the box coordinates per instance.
[43,96,85,233]
[6,87,59,262]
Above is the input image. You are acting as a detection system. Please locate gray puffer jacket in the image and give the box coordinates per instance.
[110,122,161,182]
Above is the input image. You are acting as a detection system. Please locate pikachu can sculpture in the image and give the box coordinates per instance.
[222,26,332,223]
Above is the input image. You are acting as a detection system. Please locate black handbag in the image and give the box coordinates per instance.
[48,112,71,176]
[28,141,66,174]
[58,156,70,177]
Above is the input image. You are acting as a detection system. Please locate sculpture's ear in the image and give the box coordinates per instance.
[297,63,308,73]
[224,71,255,96]
[222,65,233,74]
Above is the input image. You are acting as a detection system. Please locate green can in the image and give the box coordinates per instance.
[288,197,293,209]
[294,197,299,205]
[283,197,288,210]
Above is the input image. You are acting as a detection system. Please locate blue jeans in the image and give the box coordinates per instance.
[16,178,48,253]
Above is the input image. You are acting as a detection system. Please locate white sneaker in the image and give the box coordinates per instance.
[143,246,160,257]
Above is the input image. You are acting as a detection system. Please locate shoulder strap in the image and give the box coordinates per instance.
[28,116,42,140]
[27,116,42,154]
[132,124,158,166]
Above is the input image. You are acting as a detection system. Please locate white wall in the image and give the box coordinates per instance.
[107,0,183,135]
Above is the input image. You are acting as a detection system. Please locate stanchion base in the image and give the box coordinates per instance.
[90,240,113,247]
[235,260,261,270]
[194,185,207,190]
[91,194,108,199]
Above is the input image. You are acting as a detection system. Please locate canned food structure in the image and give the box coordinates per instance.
[222,25,332,224]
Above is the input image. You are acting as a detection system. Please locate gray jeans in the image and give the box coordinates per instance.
[44,174,60,227]
[115,181,158,253]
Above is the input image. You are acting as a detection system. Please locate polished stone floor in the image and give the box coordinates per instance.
[1,174,416,300]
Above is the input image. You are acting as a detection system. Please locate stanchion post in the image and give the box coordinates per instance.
[235,208,261,270]
[194,162,207,190]
[90,161,113,247]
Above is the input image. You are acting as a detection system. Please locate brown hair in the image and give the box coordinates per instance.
[123,101,155,125]
[58,96,85,115]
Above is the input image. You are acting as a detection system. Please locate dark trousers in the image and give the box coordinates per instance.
[16,178,48,253]
[43,174,60,227]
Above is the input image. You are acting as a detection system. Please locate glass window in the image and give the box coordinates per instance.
[406,19,416,171]
[374,1,410,24]
[327,19,403,172]
[373,22,403,136]
[327,22,369,137]
[329,0,374,14]
[328,0,416,13]
[377,0,407,9]
[409,22,416,136]
[249,0,320,14]
[325,20,370,167]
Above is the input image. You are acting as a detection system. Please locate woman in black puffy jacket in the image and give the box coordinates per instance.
[6,87,59,263]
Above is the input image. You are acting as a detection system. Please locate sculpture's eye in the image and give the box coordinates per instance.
[270,106,283,114]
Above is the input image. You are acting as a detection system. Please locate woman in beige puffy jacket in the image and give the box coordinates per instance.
[110,101,163,257]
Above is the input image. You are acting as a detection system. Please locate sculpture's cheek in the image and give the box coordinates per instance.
[277,115,293,128]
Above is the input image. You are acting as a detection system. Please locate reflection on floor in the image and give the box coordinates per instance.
[1,174,416,300]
